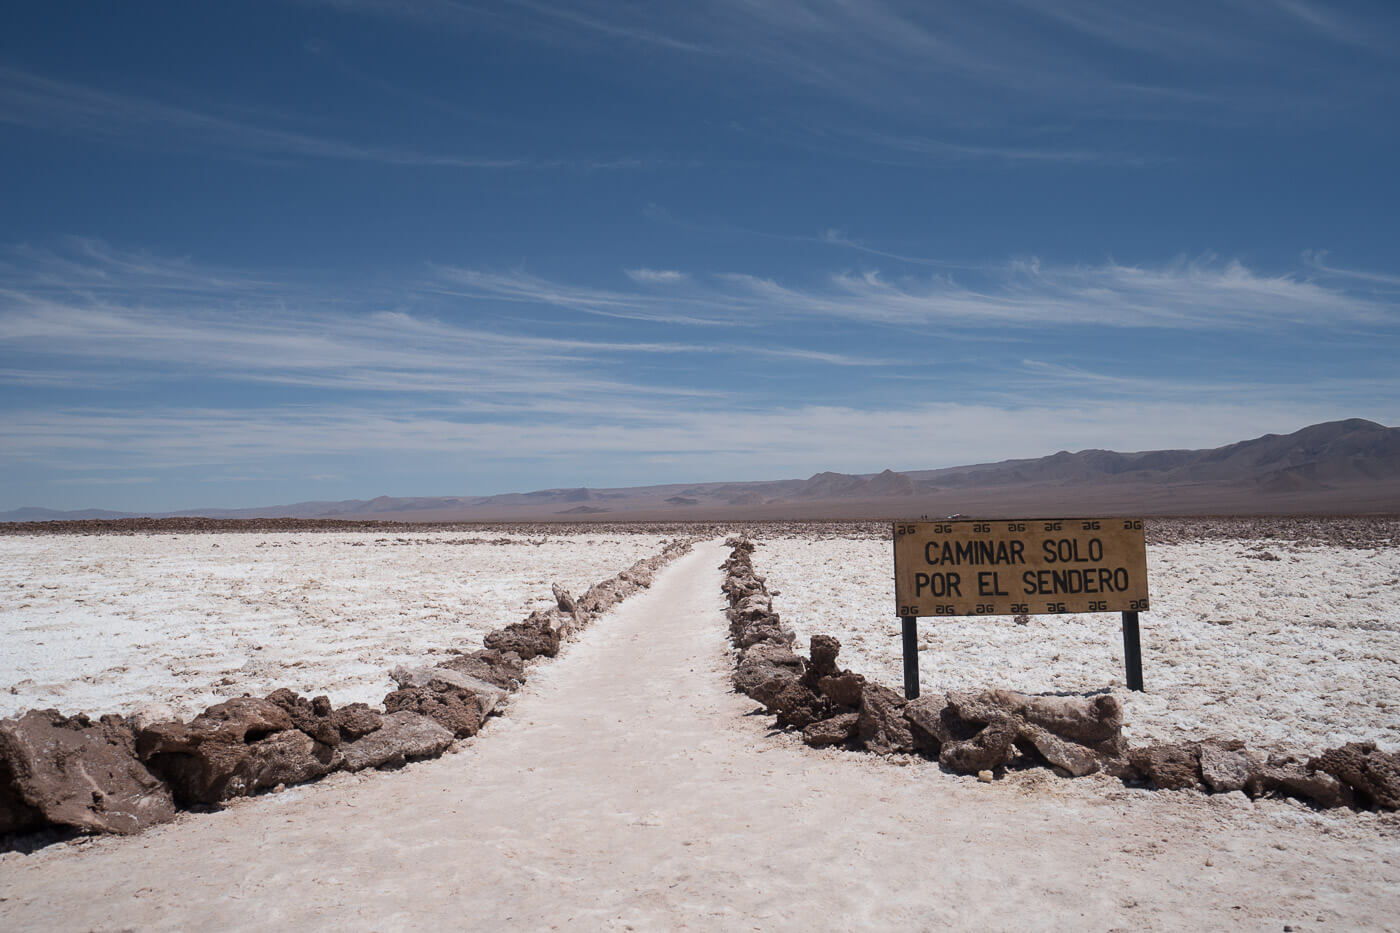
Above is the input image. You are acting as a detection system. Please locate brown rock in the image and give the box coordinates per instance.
[739,643,804,670]
[0,756,45,835]
[768,681,826,730]
[1264,759,1355,809]
[265,688,340,747]
[577,580,621,615]
[483,616,560,661]
[1199,741,1264,795]
[735,622,795,649]
[728,594,774,624]
[1018,723,1105,777]
[857,683,914,755]
[903,695,959,756]
[1016,693,1125,755]
[439,649,525,690]
[338,712,454,772]
[383,681,484,738]
[1129,743,1203,791]
[817,672,865,709]
[230,731,338,797]
[733,656,801,706]
[1309,742,1400,809]
[331,703,384,742]
[552,582,577,614]
[803,713,860,747]
[392,666,507,716]
[137,698,334,804]
[155,696,293,748]
[808,635,842,679]
[940,719,1018,774]
[0,710,176,835]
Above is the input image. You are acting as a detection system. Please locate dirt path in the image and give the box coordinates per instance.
[2,540,1397,930]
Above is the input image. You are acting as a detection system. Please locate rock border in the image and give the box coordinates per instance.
[721,536,1399,812]
[0,537,694,845]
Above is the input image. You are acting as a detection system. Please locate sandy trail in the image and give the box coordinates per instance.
[1,540,1397,930]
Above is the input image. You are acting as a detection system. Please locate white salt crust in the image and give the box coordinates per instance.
[0,532,671,720]
[757,534,1400,754]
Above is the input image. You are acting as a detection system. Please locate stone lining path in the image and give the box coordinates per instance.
[2,539,1397,930]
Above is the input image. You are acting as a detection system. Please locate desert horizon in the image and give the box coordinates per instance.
[4,3,1399,929]
[6,418,1398,525]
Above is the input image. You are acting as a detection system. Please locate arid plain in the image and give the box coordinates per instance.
[1,518,1397,930]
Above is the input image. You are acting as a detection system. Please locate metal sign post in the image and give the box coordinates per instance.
[1121,610,1144,692]
[901,615,920,699]
[892,518,1150,699]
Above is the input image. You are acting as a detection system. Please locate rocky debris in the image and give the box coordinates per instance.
[338,712,455,772]
[941,720,1020,774]
[806,635,842,680]
[0,756,44,835]
[1310,742,1400,809]
[0,710,177,835]
[265,688,340,747]
[483,612,562,661]
[331,703,384,742]
[768,682,826,730]
[1199,740,1265,795]
[0,536,697,847]
[718,536,1400,813]
[438,649,525,690]
[391,666,507,716]
[383,681,484,739]
[733,655,802,708]
[136,698,337,805]
[803,712,860,747]
[816,672,865,708]
[903,695,965,757]
[1128,743,1203,791]
[722,538,823,729]
[735,621,796,649]
[717,534,1400,813]
[1263,756,1355,809]
[739,642,805,669]
[901,690,1127,778]
[857,683,914,755]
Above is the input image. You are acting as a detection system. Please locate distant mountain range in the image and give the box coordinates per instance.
[5,419,1398,523]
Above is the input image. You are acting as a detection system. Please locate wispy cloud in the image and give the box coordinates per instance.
[428,266,735,325]
[4,398,1383,478]
[0,242,890,403]
[1303,250,1400,290]
[289,0,1400,125]
[0,66,653,170]
[3,240,1396,498]
[625,268,689,284]
[445,256,1393,330]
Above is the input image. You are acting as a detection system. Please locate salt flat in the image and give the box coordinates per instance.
[3,540,1397,932]
[759,533,1400,753]
[0,531,671,720]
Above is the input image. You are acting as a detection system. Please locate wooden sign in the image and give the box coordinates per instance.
[893,518,1149,618]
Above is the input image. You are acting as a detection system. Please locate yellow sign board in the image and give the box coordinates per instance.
[893,518,1149,617]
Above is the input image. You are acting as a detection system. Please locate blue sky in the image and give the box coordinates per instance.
[2,1,1398,511]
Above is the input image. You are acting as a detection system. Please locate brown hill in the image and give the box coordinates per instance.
[5,419,1397,523]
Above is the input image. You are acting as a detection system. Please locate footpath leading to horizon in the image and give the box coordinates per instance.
[1,540,1395,930]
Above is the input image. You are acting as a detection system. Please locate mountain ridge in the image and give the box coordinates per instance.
[6,419,1397,522]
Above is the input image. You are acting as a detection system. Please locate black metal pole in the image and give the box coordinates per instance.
[1122,611,1143,692]
[901,615,920,700]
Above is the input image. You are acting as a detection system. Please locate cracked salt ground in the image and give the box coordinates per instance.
[0,531,671,720]
[3,540,1396,931]
[758,534,1400,753]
